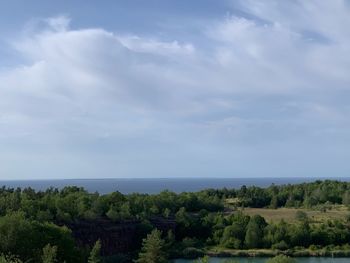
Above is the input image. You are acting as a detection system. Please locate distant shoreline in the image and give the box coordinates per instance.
[1,177,350,194]
[2,176,350,181]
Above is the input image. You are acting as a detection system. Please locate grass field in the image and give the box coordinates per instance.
[236,206,350,223]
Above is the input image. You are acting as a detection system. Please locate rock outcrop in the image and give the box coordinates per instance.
[63,217,176,255]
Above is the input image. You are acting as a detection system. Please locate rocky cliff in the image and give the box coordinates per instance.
[64,217,176,255]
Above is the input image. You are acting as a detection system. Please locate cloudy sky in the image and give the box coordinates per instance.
[0,0,350,179]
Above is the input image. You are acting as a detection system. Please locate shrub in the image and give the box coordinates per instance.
[272,241,289,250]
[266,255,296,263]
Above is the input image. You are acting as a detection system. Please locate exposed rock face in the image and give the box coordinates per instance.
[64,217,176,256]
[67,219,139,255]
[149,216,176,234]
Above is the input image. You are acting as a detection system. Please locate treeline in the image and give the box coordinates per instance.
[0,186,223,223]
[1,180,350,262]
[175,210,350,253]
[206,180,350,208]
[126,208,350,262]
[0,186,222,262]
[1,180,350,224]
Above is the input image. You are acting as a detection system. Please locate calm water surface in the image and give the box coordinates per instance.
[1,177,349,194]
[174,258,350,263]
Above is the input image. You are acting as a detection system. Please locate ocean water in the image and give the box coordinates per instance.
[0,177,349,194]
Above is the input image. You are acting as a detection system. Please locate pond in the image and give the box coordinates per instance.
[174,258,350,263]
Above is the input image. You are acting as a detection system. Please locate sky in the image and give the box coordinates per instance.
[0,0,350,179]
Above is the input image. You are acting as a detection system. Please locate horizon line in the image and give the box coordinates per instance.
[1,176,350,182]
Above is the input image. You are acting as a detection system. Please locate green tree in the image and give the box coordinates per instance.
[136,229,168,263]
[106,206,120,221]
[41,244,58,263]
[290,221,311,247]
[163,208,171,218]
[221,224,244,249]
[264,220,289,249]
[88,240,102,263]
[244,215,266,248]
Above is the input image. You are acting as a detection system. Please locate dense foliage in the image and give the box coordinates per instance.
[206,180,350,208]
[136,229,167,263]
[1,180,350,262]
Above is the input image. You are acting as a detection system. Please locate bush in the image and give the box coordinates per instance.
[221,237,241,249]
[272,241,289,250]
[308,245,318,251]
[266,255,296,263]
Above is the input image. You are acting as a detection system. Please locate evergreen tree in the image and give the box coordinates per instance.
[41,244,58,263]
[136,229,168,263]
[88,240,102,263]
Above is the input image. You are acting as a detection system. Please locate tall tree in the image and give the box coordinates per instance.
[136,229,168,263]
[244,215,266,248]
[88,240,102,263]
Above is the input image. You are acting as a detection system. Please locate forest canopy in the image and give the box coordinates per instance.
[1,180,350,262]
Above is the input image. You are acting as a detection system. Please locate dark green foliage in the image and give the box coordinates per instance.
[209,180,350,208]
[221,225,244,248]
[271,241,289,250]
[265,220,289,248]
[244,215,267,248]
[290,221,311,247]
[136,229,168,263]
[0,180,350,261]
[88,240,101,263]
[41,244,58,263]
[0,212,80,262]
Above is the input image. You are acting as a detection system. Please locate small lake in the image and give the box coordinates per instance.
[174,258,350,263]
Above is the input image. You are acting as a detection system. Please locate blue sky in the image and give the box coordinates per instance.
[0,0,350,179]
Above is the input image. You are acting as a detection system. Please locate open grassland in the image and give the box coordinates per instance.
[236,206,349,223]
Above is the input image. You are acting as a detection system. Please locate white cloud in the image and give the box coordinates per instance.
[118,35,195,56]
[46,16,71,32]
[1,1,350,178]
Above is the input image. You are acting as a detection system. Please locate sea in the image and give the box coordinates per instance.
[0,177,349,194]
